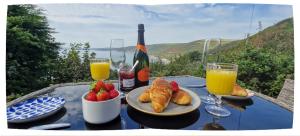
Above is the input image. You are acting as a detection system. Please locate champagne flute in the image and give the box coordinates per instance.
[110,39,126,97]
[110,39,126,69]
[205,63,238,117]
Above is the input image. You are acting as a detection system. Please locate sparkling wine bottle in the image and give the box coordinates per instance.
[133,24,150,88]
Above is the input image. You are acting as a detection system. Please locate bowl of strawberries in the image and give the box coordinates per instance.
[82,80,121,124]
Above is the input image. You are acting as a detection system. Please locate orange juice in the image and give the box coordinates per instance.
[206,69,237,95]
[90,62,110,80]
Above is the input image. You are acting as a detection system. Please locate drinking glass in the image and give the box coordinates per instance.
[200,39,221,104]
[110,39,126,69]
[109,39,127,128]
[205,63,238,117]
[90,58,110,81]
[110,39,126,97]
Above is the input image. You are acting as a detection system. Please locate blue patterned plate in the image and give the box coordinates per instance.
[7,97,65,123]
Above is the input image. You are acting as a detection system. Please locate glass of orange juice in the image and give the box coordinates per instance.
[90,58,110,81]
[205,63,238,117]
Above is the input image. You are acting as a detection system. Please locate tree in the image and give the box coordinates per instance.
[82,43,91,80]
[52,42,95,83]
[6,5,60,100]
[90,52,96,59]
[65,43,82,82]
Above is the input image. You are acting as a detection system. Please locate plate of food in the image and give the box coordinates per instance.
[126,78,201,116]
[221,84,254,100]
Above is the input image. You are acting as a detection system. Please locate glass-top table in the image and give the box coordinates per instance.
[8,76,293,130]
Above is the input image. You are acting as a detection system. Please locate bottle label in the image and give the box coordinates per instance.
[138,67,150,82]
[136,44,147,53]
[122,78,135,88]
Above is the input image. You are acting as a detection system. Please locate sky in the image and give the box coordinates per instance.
[37,3,293,48]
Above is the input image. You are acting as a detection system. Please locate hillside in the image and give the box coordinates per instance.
[90,38,234,59]
[147,39,233,58]
[212,17,294,55]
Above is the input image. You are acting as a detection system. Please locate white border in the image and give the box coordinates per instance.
[0,0,299,136]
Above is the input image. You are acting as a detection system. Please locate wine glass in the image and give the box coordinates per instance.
[205,63,238,117]
[90,58,110,81]
[200,39,221,104]
[110,39,126,96]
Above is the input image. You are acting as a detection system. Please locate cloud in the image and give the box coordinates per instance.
[37,4,293,48]
[199,4,237,17]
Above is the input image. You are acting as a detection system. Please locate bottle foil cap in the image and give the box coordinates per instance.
[138,24,144,31]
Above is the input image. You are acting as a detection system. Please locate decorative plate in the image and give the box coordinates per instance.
[222,89,255,100]
[126,86,201,116]
[7,97,65,123]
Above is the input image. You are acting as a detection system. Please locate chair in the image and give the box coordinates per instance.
[277,79,294,111]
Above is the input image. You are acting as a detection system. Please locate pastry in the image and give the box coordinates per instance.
[137,78,193,112]
[138,78,170,103]
[171,89,192,105]
[138,89,192,105]
[149,78,173,113]
[138,87,151,103]
[231,84,248,97]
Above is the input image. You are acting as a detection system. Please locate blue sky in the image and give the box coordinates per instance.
[37,4,293,48]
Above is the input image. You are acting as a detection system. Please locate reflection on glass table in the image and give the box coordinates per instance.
[7,76,293,130]
[203,116,225,130]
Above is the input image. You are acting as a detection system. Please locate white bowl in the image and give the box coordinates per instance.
[82,91,121,124]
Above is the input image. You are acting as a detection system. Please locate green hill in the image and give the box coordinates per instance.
[212,17,294,56]
[147,39,234,58]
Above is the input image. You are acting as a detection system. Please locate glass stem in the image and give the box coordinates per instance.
[117,68,120,91]
[212,116,220,126]
[215,95,222,108]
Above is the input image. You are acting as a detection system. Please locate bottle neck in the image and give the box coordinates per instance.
[137,31,145,45]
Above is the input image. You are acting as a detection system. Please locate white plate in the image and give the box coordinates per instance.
[126,86,201,116]
[222,89,254,100]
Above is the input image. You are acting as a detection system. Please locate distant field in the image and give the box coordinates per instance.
[147,39,235,58]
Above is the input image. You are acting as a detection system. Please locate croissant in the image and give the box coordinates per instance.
[138,87,192,105]
[149,78,172,113]
[151,78,171,89]
[138,78,192,104]
[138,87,151,103]
[231,84,248,97]
[171,89,192,105]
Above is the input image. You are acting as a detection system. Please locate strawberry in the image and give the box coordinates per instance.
[109,89,119,99]
[170,81,179,92]
[86,91,97,101]
[93,80,106,93]
[97,89,110,101]
[105,83,115,91]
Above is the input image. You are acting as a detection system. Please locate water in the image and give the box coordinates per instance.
[90,50,134,66]
[73,49,169,67]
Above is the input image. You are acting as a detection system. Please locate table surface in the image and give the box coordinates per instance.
[8,76,293,130]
